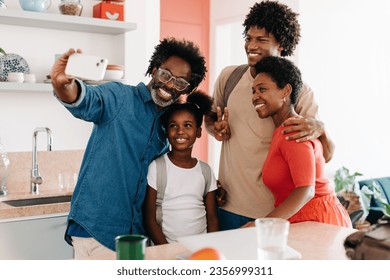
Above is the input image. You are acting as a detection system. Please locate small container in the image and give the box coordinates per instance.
[104,64,124,81]
[93,1,124,21]
[59,0,83,16]
[7,72,24,83]
[24,73,36,83]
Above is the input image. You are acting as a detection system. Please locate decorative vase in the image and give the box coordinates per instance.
[19,0,51,12]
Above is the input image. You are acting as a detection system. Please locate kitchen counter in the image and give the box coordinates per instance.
[87,221,356,260]
[0,150,83,220]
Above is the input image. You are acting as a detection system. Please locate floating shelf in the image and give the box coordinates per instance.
[0,82,53,93]
[0,9,136,35]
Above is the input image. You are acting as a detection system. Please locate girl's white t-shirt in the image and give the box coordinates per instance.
[147,154,217,243]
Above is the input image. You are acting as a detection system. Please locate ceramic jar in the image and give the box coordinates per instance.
[19,0,51,12]
[59,0,83,16]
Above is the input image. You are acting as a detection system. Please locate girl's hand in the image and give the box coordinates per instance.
[216,180,227,207]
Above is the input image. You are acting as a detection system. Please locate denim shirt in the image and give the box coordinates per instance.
[56,81,168,251]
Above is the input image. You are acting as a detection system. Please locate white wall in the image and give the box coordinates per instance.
[209,0,390,180]
[298,0,390,179]
[0,0,160,152]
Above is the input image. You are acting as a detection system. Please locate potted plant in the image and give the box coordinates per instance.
[334,166,363,214]
[334,166,363,193]
[360,180,390,224]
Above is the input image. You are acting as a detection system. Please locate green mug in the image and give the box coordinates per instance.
[115,234,147,260]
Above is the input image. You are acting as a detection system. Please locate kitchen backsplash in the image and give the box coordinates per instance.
[7,150,84,194]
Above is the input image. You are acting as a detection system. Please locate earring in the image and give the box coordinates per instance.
[283,97,286,102]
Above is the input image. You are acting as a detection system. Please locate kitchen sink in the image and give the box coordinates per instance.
[2,195,72,207]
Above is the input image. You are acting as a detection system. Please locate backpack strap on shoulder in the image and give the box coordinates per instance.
[155,156,167,227]
[155,157,212,227]
[223,64,249,109]
[199,160,212,197]
[156,156,167,206]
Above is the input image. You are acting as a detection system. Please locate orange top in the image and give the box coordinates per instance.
[263,123,352,228]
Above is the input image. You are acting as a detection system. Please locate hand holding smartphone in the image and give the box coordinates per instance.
[65,53,108,81]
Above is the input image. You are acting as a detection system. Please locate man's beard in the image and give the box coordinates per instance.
[150,82,179,108]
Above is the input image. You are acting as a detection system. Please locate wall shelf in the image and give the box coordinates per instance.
[0,9,136,35]
[0,82,53,93]
[0,8,137,95]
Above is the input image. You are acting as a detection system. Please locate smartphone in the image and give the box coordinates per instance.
[65,53,108,81]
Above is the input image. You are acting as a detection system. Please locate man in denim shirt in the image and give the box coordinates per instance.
[50,38,207,259]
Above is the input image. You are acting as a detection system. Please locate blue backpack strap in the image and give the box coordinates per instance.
[155,156,167,227]
[199,160,212,197]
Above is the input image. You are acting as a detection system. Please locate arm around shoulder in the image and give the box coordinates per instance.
[319,129,335,163]
[295,83,335,162]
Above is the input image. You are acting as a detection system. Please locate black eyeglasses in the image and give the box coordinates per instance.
[156,68,190,92]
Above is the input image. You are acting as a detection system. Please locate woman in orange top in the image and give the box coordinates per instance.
[249,56,351,228]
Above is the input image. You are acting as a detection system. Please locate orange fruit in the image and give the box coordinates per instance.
[188,247,225,260]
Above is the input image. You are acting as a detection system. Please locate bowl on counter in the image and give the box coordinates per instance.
[104,64,124,81]
[19,0,51,12]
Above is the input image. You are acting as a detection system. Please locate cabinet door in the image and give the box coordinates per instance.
[0,214,73,260]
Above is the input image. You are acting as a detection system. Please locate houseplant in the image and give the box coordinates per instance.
[334,166,363,215]
[360,180,390,222]
[334,166,363,193]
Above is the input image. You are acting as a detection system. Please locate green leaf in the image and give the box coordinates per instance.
[382,203,390,217]
[360,180,390,218]
[333,166,363,193]
[360,185,373,217]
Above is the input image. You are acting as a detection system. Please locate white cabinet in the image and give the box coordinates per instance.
[0,9,136,94]
[0,213,73,260]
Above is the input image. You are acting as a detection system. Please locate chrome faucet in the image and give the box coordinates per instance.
[31,127,53,195]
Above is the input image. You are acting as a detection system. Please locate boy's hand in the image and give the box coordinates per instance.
[213,107,231,141]
[282,116,324,142]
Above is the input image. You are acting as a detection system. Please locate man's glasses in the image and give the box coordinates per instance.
[156,68,190,92]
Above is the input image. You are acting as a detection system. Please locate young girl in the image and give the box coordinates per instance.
[144,91,219,244]
[249,56,352,228]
